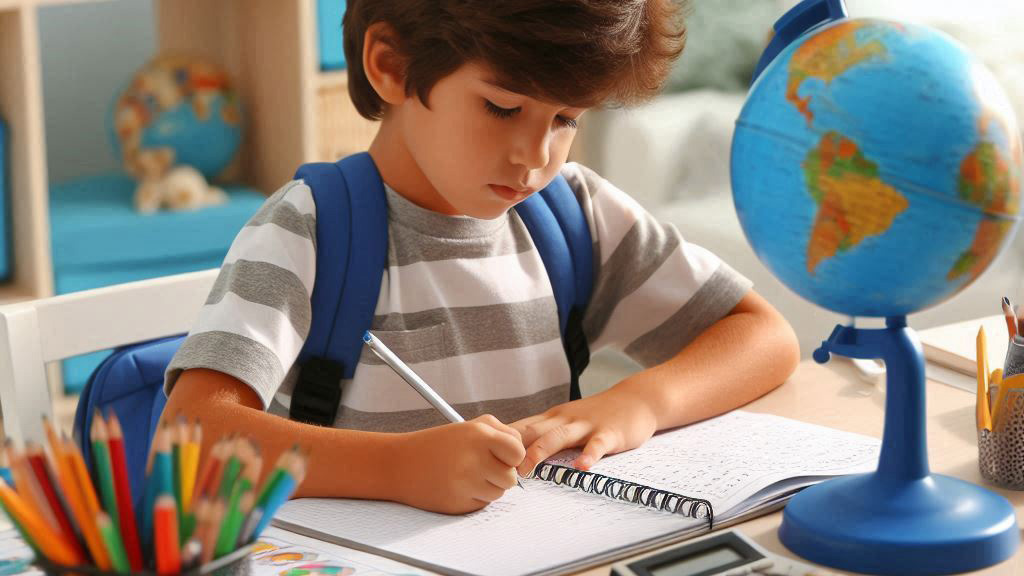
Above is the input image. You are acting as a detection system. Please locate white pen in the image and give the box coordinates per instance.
[363,330,525,489]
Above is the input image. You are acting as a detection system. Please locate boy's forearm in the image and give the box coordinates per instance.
[617,292,800,431]
[162,370,404,501]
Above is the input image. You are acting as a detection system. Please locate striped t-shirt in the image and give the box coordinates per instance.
[164,163,752,432]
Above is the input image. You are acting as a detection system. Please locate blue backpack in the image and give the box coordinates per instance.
[73,152,593,499]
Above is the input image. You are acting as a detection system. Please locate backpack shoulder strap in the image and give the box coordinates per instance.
[290,152,388,425]
[514,174,594,400]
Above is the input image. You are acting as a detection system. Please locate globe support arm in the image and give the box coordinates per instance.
[813,315,929,483]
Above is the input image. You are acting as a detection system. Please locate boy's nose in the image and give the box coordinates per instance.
[509,126,550,172]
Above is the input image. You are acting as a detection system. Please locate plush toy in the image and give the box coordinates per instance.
[126,147,227,214]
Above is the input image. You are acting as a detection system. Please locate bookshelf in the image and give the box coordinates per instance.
[0,0,379,306]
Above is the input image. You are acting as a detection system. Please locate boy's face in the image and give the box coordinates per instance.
[396,62,585,220]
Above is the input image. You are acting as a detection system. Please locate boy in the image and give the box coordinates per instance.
[162,0,800,515]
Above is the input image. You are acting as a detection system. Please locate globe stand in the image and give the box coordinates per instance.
[779,316,1018,575]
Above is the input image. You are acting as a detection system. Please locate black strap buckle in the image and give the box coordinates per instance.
[289,356,344,426]
[565,306,591,401]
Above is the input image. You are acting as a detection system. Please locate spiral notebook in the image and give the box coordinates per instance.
[272,411,880,576]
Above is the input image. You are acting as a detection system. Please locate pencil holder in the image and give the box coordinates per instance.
[978,338,1024,490]
[33,544,253,576]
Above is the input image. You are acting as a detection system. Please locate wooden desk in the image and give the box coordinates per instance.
[585,358,1024,575]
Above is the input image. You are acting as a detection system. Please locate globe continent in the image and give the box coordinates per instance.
[732,19,1022,317]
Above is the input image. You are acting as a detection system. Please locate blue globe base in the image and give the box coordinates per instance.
[791,317,1019,575]
[780,472,1018,575]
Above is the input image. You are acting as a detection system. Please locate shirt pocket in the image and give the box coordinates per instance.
[346,324,449,412]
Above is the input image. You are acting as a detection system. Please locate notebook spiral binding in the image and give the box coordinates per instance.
[533,463,715,529]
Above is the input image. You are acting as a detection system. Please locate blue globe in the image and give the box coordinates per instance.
[111,56,243,180]
[732,18,1023,317]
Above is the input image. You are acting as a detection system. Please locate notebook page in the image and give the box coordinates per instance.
[275,478,701,576]
[545,411,880,515]
[274,411,879,576]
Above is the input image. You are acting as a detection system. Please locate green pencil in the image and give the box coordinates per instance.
[97,512,130,572]
[217,439,242,500]
[91,411,120,534]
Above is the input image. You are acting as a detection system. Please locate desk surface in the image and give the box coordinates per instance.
[584,358,1024,576]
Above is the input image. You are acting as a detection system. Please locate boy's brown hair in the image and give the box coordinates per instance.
[343,0,687,120]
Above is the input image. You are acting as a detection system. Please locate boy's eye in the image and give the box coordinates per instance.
[485,100,520,118]
[485,99,578,130]
[555,115,578,129]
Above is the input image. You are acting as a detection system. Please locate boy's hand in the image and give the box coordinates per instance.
[511,386,658,476]
[393,414,525,515]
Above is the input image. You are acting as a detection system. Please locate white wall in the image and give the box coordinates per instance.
[38,0,155,185]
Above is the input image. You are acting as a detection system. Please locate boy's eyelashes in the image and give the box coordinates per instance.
[484,100,578,129]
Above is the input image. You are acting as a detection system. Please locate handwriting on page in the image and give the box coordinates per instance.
[545,411,879,512]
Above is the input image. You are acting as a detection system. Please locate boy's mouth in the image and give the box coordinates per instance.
[489,184,530,201]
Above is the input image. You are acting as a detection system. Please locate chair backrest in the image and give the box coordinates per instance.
[0,269,218,445]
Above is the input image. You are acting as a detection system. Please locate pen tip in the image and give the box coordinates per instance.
[363,330,371,342]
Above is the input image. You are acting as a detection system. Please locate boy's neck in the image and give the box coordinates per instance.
[368,118,461,216]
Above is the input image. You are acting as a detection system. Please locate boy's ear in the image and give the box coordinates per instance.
[363,22,407,107]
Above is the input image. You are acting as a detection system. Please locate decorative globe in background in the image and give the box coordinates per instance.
[111,55,243,180]
[732,19,1023,318]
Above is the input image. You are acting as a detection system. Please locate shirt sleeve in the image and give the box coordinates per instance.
[164,179,318,409]
[562,163,753,368]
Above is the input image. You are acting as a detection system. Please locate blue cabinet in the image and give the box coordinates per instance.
[318,0,347,70]
[50,172,266,392]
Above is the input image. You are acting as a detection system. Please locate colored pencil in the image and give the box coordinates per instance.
[251,450,306,540]
[64,436,112,570]
[172,417,184,520]
[0,477,41,555]
[154,494,181,575]
[97,511,130,573]
[5,441,61,540]
[192,439,225,509]
[107,411,144,571]
[25,442,86,563]
[217,438,243,500]
[181,420,201,512]
[49,434,103,567]
[1003,297,1017,340]
[0,477,77,566]
[200,499,225,566]
[91,412,120,534]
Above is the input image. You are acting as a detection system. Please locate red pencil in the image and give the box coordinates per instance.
[25,443,86,563]
[107,411,144,571]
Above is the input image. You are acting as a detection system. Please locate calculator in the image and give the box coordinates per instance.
[609,529,835,576]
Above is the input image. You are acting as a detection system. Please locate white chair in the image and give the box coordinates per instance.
[0,269,218,445]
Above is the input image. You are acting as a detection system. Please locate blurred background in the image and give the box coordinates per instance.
[0,0,1023,414]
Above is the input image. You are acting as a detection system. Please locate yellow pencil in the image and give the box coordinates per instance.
[181,420,201,511]
[992,373,1024,431]
[977,327,993,431]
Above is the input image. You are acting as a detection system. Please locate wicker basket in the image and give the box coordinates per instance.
[316,73,379,162]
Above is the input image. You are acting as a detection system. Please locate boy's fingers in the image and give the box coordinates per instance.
[478,414,523,443]
[518,421,589,476]
[484,460,519,490]
[488,431,527,468]
[574,431,616,470]
[518,415,568,448]
[510,414,544,444]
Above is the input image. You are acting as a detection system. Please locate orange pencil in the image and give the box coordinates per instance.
[64,437,111,570]
[0,477,78,566]
[5,441,60,537]
[25,443,86,563]
[107,411,144,571]
[155,494,182,574]
[200,499,225,566]
[192,439,226,508]
[47,432,105,567]
[1003,297,1017,340]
